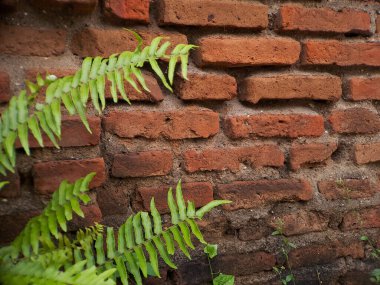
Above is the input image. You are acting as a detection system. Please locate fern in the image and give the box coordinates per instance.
[0,259,116,285]
[0,176,231,285]
[0,32,196,180]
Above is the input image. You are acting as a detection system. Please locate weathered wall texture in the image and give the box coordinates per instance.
[1,0,380,284]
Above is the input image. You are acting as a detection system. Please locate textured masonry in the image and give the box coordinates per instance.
[1,0,380,283]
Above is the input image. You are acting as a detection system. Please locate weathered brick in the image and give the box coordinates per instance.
[159,0,268,29]
[269,210,328,236]
[176,71,237,101]
[183,145,284,173]
[31,0,96,14]
[278,5,370,34]
[238,219,272,241]
[69,203,102,231]
[318,179,375,200]
[289,241,364,268]
[71,28,187,57]
[137,182,213,213]
[240,74,341,103]
[355,142,380,164]
[195,36,300,67]
[0,71,10,103]
[212,252,275,276]
[348,76,380,101]
[16,116,101,149]
[97,184,131,216]
[377,16,380,33]
[25,68,163,103]
[33,158,106,194]
[0,210,41,243]
[0,172,20,198]
[0,25,67,56]
[329,108,380,134]
[104,0,149,23]
[104,108,219,140]
[342,207,380,230]
[112,150,173,178]
[224,113,324,139]
[217,179,313,211]
[303,40,380,67]
[290,141,337,170]
[198,215,229,239]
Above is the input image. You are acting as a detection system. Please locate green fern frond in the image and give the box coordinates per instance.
[0,178,230,285]
[68,180,230,285]
[0,259,116,285]
[4,172,97,260]
[0,33,196,178]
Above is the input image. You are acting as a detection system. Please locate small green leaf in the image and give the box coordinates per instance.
[149,58,173,92]
[150,198,162,235]
[213,273,235,285]
[168,188,179,225]
[80,57,93,83]
[145,242,160,277]
[204,244,218,259]
[196,200,231,219]
[106,227,116,259]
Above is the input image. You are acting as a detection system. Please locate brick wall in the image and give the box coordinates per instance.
[1,0,380,284]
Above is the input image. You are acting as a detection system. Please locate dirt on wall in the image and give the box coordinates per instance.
[1,0,380,284]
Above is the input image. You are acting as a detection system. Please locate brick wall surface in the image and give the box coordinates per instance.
[1,0,380,284]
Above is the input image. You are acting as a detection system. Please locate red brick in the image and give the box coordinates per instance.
[240,74,341,104]
[224,113,324,139]
[318,179,375,200]
[328,108,380,134]
[104,0,149,23]
[355,142,380,164]
[112,150,173,178]
[104,108,219,140]
[348,76,380,101]
[71,28,187,57]
[269,210,328,236]
[137,182,213,213]
[217,179,313,211]
[159,0,268,29]
[278,5,370,34]
[0,210,41,243]
[0,25,67,56]
[212,252,275,276]
[30,0,96,14]
[97,184,132,216]
[183,145,284,173]
[238,219,272,241]
[25,68,163,103]
[303,40,380,67]
[33,158,106,194]
[198,215,229,239]
[176,71,237,101]
[195,36,300,67]
[289,241,364,268]
[69,203,102,231]
[16,116,101,149]
[341,207,380,230]
[290,141,337,170]
[0,71,10,103]
[0,172,21,199]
